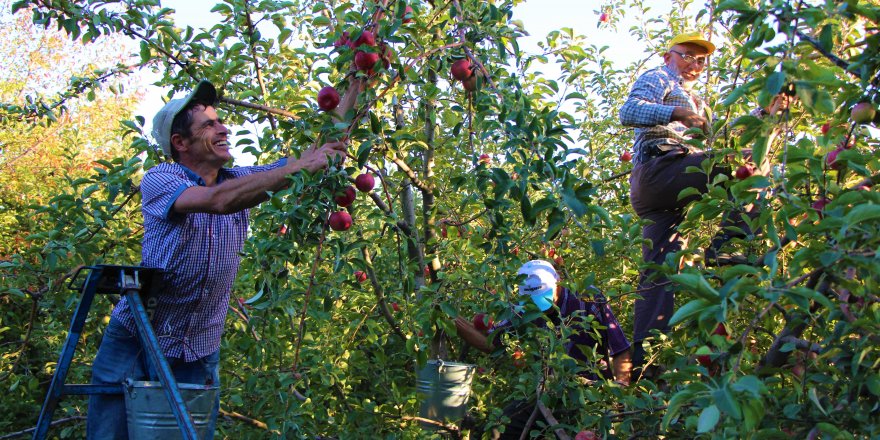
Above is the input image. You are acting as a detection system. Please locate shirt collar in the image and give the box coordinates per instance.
[662,64,682,82]
[177,163,231,186]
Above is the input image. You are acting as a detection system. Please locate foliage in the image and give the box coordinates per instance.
[1,0,879,438]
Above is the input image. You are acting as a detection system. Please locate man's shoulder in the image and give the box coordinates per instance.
[636,66,674,83]
[144,162,186,177]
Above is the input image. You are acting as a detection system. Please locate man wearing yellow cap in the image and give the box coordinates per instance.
[619,32,789,375]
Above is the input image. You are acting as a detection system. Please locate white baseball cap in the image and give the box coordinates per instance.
[152,80,217,158]
[516,260,559,296]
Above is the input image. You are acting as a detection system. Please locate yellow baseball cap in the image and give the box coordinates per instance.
[668,31,716,54]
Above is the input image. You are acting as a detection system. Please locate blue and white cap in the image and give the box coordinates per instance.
[517,260,559,295]
[517,260,558,311]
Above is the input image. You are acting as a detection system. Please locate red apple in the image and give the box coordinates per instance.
[462,74,478,91]
[355,50,380,71]
[554,255,564,266]
[812,197,831,218]
[450,58,472,81]
[735,164,754,180]
[472,313,493,332]
[354,270,367,283]
[278,224,288,235]
[334,185,357,207]
[478,153,491,165]
[328,211,352,231]
[355,173,375,192]
[317,86,340,111]
[333,31,350,48]
[599,12,609,23]
[851,102,876,124]
[620,151,632,162]
[511,350,526,368]
[713,323,729,338]
[353,29,376,47]
[820,122,830,135]
[379,43,394,69]
[423,265,431,277]
[826,147,845,170]
[402,5,414,23]
[697,354,712,367]
[575,431,598,440]
[391,302,400,312]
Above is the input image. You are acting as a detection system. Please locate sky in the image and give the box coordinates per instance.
[136,0,675,163]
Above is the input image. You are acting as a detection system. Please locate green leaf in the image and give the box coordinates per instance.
[312,16,331,27]
[662,389,695,430]
[439,302,458,319]
[697,405,720,433]
[808,387,827,416]
[561,185,587,217]
[752,135,768,167]
[669,299,710,326]
[765,71,785,96]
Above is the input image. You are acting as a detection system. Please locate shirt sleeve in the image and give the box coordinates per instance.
[620,70,677,128]
[596,302,631,357]
[141,168,193,221]
[227,157,288,178]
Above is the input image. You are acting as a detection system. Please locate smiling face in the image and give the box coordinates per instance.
[172,104,231,167]
[664,42,709,84]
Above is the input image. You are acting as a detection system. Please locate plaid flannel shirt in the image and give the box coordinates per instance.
[111,159,286,362]
[620,65,711,165]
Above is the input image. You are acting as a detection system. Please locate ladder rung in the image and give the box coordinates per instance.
[62,384,123,395]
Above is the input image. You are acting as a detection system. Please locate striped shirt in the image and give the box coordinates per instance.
[111,159,286,362]
[489,287,631,378]
[619,65,711,165]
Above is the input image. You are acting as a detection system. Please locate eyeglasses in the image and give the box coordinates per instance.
[669,49,708,66]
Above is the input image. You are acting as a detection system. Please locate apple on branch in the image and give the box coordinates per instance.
[334,186,357,207]
[317,86,340,111]
[329,211,353,231]
[851,102,876,124]
[355,173,375,192]
[450,58,472,82]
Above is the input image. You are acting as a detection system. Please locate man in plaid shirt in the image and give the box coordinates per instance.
[86,79,361,439]
[620,32,791,376]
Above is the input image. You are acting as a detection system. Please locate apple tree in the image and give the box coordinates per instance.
[1,0,879,438]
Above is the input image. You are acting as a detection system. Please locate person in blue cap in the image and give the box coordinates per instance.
[454,260,631,439]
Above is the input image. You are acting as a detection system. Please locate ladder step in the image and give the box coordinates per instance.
[62,384,123,395]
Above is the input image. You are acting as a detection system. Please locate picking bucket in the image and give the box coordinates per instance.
[124,380,218,440]
[416,359,476,430]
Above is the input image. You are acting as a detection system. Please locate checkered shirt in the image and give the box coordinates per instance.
[619,65,711,165]
[111,159,286,362]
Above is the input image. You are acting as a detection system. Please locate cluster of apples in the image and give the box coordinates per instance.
[316,4,415,112]
[328,172,377,231]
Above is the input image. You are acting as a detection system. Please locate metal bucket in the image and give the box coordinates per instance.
[124,380,218,440]
[416,360,476,430]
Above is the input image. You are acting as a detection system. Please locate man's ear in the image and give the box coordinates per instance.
[170,133,188,154]
[662,51,672,65]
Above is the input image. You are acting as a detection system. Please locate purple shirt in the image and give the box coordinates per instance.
[490,287,630,377]
[111,159,286,362]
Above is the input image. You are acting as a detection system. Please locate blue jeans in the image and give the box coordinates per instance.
[86,318,220,439]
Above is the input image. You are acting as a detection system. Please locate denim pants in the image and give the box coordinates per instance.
[86,317,220,439]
